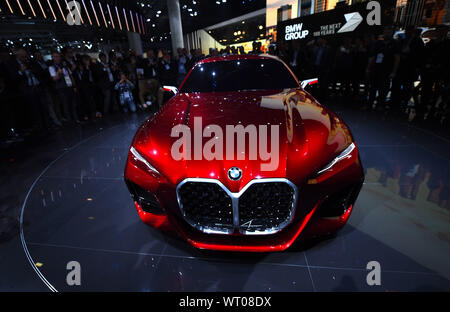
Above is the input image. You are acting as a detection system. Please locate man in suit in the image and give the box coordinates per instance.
[31,50,62,127]
[48,50,79,123]
[94,52,117,114]
[157,51,177,87]
[5,48,50,130]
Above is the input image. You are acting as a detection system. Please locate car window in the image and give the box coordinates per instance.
[179,58,299,93]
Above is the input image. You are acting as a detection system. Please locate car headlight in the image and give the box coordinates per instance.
[308,143,357,185]
[317,143,356,175]
[130,146,160,175]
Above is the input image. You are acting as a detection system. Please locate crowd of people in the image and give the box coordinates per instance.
[276,26,449,128]
[0,25,448,145]
[0,46,206,144]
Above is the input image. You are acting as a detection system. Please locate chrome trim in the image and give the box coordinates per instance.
[317,143,356,175]
[176,178,298,236]
[163,85,179,94]
[301,78,319,89]
[130,147,160,175]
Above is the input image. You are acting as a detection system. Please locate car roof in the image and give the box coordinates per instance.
[197,54,281,65]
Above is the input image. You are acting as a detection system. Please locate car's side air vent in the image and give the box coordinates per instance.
[317,181,363,218]
[125,180,164,215]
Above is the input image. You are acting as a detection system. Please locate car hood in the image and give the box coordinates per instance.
[132,88,353,192]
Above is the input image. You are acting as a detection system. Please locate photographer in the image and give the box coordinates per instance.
[114,72,137,113]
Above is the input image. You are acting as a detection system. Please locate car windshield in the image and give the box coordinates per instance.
[179,58,299,93]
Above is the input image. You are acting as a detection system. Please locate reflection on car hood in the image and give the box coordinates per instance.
[133,88,353,192]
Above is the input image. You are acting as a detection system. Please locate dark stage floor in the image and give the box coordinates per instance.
[1,106,450,292]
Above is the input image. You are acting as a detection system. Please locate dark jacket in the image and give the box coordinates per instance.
[4,58,30,93]
[157,59,177,86]
[31,60,52,88]
[73,67,94,89]
[143,57,159,80]
[93,61,115,90]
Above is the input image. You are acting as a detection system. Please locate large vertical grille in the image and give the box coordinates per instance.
[177,181,234,234]
[176,179,297,235]
[238,182,296,234]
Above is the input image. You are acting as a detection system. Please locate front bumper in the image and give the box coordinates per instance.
[124,152,364,252]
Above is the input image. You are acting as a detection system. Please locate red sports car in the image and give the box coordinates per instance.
[124,54,364,252]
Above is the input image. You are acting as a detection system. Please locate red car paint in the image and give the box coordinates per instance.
[125,55,364,252]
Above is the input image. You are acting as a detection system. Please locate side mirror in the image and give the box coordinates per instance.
[301,78,319,89]
[163,86,178,95]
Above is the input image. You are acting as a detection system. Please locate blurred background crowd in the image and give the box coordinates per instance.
[276,26,449,126]
[0,25,448,146]
[0,46,200,145]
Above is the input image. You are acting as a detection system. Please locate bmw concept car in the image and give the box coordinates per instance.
[125,54,364,252]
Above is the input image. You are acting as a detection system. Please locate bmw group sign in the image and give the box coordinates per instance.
[278,0,396,42]
[285,23,310,40]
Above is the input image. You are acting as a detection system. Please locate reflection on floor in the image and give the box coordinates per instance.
[0,107,449,291]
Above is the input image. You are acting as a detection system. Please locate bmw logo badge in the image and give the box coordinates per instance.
[227,167,242,181]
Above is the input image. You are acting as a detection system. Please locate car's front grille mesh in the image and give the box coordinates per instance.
[238,182,295,234]
[177,182,234,233]
[177,180,296,235]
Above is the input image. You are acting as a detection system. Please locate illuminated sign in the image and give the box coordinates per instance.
[285,23,309,40]
[277,0,395,42]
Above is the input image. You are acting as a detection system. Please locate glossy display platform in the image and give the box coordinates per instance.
[1,107,449,291]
